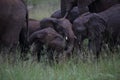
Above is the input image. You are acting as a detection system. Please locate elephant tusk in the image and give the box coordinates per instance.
[63,12,68,19]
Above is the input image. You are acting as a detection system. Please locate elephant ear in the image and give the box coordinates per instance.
[86,13,106,40]
[86,13,106,55]
[28,31,47,45]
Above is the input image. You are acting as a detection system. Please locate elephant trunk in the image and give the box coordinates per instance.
[64,38,74,54]
[28,31,46,46]
[64,28,76,56]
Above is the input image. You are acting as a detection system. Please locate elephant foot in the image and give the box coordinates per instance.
[20,53,29,61]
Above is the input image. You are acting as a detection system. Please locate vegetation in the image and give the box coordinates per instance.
[0,0,120,80]
[27,0,60,19]
[0,53,120,80]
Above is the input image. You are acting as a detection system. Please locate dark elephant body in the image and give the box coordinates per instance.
[89,0,120,12]
[60,0,119,17]
[40,18,76,56]
[27,19,41,35]
[0,0,28,52]
[51,7,79,23]
[99,4,120,48]
[73,4,120,58]
[28,27,66,62]
[60,0,94,16]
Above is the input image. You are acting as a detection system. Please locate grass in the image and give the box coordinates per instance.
[0,0,120,80]
[0,53,120,80]
[28,0,60,19]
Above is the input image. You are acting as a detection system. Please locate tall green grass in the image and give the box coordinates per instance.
[0,54,120,80]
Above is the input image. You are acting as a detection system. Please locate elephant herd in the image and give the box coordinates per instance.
[0,0,120,62]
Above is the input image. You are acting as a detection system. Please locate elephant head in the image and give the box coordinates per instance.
[28,27,66,61]
[28,27,66,50]
[73,13,106,58]
[40,17,76,56]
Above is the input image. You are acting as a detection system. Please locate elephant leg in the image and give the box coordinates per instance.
[1,21,24,61]
[74,40,81,56]
[0,44,11,62]
[88,39,101,59]
[19,30,30,60]
[75,37,85,58]
[36,43,43,62]
[53,50,61,63]
[47,48,54,64]
[108,38,116,52]
[0,43,19,63]
[20,43,29,61]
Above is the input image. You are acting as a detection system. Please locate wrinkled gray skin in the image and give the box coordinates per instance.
[61,0,120,18]
[28,27,66,62]
[40,18,76,57]
[51,7,79,23]
[73,4,120,58]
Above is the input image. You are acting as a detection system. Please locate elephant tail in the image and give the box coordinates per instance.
[25,6,29,41]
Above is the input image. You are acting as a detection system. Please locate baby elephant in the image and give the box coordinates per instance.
[73,4,120,58]
[40,18,76,58]
[28,27,66,62]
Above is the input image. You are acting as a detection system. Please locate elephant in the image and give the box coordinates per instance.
[40,18,76,57]
[60,0,95,17]
[0,0,28,53]
[60,0,120,18]
[19,18,41,59]
[51,7,79,23]
[88,0,120,13]
[73,4,120,58]
[28,27,66,62]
